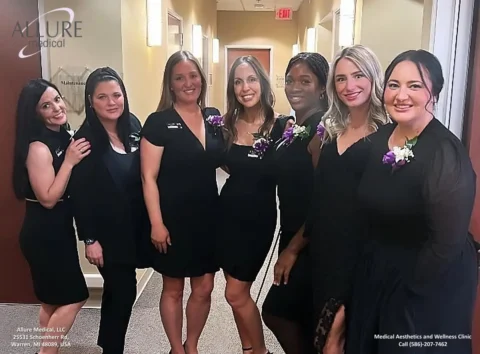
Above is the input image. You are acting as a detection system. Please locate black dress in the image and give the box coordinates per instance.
[141,107,224,278]
[346,119,478,354]
[19,126,89,305]
[304,135,371,351]
[262,111,323,327]
[217,117,286,282]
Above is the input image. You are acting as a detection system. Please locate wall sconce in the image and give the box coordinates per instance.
[192,24,202,59]
[339,0,355,47]
[306,28,316,52]
[146,0,162,46]
[213,38,219,63]
[292,44,299,56]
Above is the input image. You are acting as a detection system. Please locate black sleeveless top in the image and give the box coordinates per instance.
[274,111,323,250]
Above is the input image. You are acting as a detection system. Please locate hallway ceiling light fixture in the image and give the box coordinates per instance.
[213,38,219,63]
[146,0,162,46]
[339,0,355,47]
[192,24,203,59]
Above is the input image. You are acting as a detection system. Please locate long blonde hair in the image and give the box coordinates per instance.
[157,50,207,112]
[322,45,389,142]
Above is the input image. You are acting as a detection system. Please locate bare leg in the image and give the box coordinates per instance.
[322,306,346,354]
[184,274,214,354]
[160,276,185,354]
[234,310,253,353]
[38,300,85,354]
[225,274,268,354]
[39,304,57,329]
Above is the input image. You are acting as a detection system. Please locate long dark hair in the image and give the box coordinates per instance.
[224,55,275,148]
[81,67,132,152]
[157,50,207,111]
[12,78,63,199]
[285,52,330,111]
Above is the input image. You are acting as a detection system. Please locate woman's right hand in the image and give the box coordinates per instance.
[65,138,91,167]
[86,241,104,268]
[151,223,171,253]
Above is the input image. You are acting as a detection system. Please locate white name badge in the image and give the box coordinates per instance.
[167,123,182,129]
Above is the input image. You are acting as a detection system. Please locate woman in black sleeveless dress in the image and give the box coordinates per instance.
[261,52,330,354]
[346,50,478,354]
[13,79,90,353]
[304,45,389,354]
[216,55,280,354]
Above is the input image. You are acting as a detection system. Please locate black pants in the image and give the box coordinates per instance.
[97,264,137,354]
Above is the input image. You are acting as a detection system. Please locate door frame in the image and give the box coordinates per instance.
[428,0,475,138]
[167,9,184,53]
[224,45,274,113]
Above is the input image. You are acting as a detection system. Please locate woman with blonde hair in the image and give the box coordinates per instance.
[140,50,224,354]
[304,44,389,354]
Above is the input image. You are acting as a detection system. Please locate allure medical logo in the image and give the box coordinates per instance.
[12,7,82,59]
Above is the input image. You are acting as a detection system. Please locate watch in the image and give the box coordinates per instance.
[84,239,96,245]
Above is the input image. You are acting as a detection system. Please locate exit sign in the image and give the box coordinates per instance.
[275,7,292,20]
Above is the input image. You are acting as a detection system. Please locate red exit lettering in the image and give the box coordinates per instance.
[275,7,292,20]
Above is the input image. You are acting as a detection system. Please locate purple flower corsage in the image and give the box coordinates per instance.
[277,124,311,149]
[382,136,417,172]
[250,132,272,159]
[316,122,326,139]
[206,115,224,127]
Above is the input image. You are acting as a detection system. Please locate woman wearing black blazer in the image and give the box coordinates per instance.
[69,67,152,354]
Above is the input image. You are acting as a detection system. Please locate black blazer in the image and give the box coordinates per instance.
[69,114,152,267]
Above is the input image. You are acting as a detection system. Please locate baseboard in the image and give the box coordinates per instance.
[83,268,154,309]
[84,273,104,288]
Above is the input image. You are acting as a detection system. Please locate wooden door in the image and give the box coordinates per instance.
[226,48,271,75]
[463,2,480,353]
[0,0,42,303]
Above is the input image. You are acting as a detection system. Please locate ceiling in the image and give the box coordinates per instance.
[216,0,304,12]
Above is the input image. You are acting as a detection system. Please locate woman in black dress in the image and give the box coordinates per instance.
[305,45,389,354]
[140,51,223,354]
[69,67,152,354]
[216,55,283,354]
[12,79,90,353]
[261,52,330,354]
[346,50,477,354]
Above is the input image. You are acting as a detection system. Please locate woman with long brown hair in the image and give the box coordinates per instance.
[216,55,286,354]
[140,50,224,354]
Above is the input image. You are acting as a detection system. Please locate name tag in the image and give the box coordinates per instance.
[55,147,64,157]
[247,152,259,159]
[167,123,182,129]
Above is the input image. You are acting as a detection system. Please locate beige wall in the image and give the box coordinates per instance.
[43,0,123,130]
[358,0,424,69]
[121,0,218,122]
[296,0,335,56]
[216,11,298,115]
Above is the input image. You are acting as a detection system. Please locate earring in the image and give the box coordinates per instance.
[320,93,325,99]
